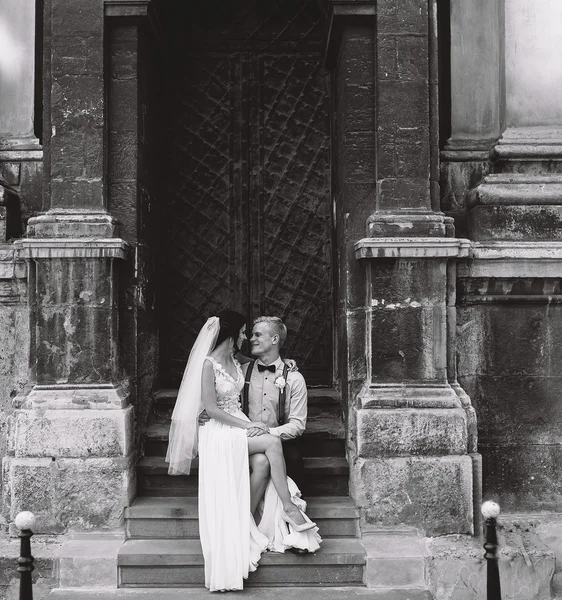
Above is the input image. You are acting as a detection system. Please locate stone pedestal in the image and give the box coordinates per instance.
[440,0,504,238]
[0,0,43,224]
[353,238,475,535]
[2,238,134,533]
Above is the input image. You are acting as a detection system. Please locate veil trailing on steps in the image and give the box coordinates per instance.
[165,316,220,475]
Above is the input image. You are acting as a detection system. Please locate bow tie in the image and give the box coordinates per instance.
[257,364,276,373]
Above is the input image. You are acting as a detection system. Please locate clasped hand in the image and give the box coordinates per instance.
[245,421,268,437]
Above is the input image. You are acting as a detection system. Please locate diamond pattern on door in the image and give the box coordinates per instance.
[257,54,332,384]
[160,54,243,383]
[159,2,332,387]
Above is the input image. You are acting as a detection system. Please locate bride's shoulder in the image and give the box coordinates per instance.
[204,355,218,369]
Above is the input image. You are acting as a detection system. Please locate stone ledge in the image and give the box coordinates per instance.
[459,241,562,278]
[15,238,128,260]
[355,238,470,260]
[363,531,427,589]
[426,532,554,600]
[26,212,120,239]
[351,455,473,536]
[10,406,133,458]
[359,384,462,409]
[59,531,125,589]
[355,407,467,457]
[3,454,136,533]
[467,174,562,207]
[15,384,129,410]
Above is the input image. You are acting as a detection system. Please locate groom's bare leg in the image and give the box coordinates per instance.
[249,453,270,517]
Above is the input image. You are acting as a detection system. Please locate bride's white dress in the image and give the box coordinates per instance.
[198,356,321,592]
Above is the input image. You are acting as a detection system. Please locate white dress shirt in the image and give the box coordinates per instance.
[243,357,307,440]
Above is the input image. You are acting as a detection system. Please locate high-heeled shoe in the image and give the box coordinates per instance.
[281,509,316,532]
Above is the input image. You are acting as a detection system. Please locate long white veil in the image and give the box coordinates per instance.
[166,316,220,475]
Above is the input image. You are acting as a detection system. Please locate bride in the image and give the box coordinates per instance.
[165,310,321,592]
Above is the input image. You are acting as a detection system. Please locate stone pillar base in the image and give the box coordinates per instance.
[3,404,135,533]
[351,455,473,536]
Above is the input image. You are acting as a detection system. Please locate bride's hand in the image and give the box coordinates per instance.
[245,422,268,437]
[283,358,298,372]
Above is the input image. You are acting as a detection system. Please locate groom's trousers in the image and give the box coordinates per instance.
[282,437,304,489]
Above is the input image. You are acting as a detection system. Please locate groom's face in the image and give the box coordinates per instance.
[250,322,278,357]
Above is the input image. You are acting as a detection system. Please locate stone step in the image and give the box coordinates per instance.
[125,496,358,539]
[137,456,349,497]
[118,538,366,587]
[51,587,432,600]
[152,387,343,420]
[144,415,346,458]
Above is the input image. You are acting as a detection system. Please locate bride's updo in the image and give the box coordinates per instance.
[215,309,246,350]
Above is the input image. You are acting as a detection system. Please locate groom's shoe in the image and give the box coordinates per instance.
[287,547,309,555]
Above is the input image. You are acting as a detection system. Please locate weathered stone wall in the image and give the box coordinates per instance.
[107,21,160,453]
[0,246,28,529]
[458,284,562,512]
[332,21,375,424]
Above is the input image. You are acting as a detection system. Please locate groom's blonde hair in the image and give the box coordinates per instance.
[254,316,287,347]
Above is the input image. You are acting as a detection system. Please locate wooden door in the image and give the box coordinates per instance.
[159,1,332,387]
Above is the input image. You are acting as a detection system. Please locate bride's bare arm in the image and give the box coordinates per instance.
[201,361,264,430]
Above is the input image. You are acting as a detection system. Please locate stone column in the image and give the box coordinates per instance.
[440,0,504,237]
[327,0,476,536]
[0,0,43,228]
[1,0,150,533]
[0,0,39,148]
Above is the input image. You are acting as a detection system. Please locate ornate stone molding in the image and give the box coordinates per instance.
[355,237,471,260]
[15,238,128,260]
[0,149,43,162]
[492,126,562,161]
[467,174,562,208]
[458,276,562,305]
[459,241,562,279]
[359,383,462,409]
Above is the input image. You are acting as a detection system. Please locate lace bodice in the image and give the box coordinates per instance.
[206,356,244,414]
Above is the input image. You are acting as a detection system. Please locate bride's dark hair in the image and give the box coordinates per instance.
[215,309,247,351]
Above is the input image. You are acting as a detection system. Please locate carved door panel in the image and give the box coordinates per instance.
[160,35,332,387]
[251,53,332,386]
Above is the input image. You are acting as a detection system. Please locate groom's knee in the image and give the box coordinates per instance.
[250,453,270,478]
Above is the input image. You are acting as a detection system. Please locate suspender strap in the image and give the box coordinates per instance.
[278,364,290,425]
[242,360,255,417]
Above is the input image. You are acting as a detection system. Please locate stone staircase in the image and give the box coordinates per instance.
[118,387,368,588]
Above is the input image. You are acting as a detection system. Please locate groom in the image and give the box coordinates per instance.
[244,316,308,514]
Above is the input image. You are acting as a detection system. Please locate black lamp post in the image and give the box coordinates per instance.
[481,501,501,600]
[15,511,36,600]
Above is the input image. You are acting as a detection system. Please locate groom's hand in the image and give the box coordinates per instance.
[198,410,211,426]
